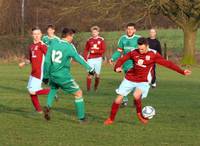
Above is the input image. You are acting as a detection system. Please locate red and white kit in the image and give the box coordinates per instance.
[83,37,106,74]
[27,41,47,93]
[114,48,184,98]
[115,49,184,83]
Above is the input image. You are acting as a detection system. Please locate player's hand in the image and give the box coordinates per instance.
[115,67,122,73]
[89,69,96,76]
[42,78,49,84]
[184,69,191,76]
[109,59,114,65]
[18,62,25,68]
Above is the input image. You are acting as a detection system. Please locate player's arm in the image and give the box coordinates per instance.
[114,52,132,73]
[109,37,124,65]
[83,41,90,60]
[157,40,162,55]
[155,53,191,75]
[71,46,95,74]
[18,47,31,68]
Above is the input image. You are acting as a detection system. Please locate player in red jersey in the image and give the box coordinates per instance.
[19,27,50,113]
[104,37,191,125]
[83,26,106,91]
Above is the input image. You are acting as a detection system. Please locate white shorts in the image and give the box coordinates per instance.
[27,76,42,93]
[116,78,150,98]
[87,57,102,75]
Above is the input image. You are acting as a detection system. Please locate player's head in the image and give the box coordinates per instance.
[149,28,157,39]
[91,26,100,38]
[126,23,136,37]
[47,24,55,37]
[137,37,149,54]
[61,28,76,43]
[31,26,42,42]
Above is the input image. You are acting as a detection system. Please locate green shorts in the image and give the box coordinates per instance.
[50,79,80,94]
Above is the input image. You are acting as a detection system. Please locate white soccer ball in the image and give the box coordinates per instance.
[142,106,155,119]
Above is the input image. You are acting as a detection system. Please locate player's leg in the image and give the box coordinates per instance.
[73,90,86,121]
[36,88,50,95]
[27,76,43,113]
[151,64,156,88]
[60,79,86,122]
[104,95,123,125]
[133,83,150,124]
[44,82,58,120]
[121,69,129,107]
[121,95,129,107]
[104,78,133,125]
[94,58,102,91]
[86,59,94,91]
[87,74,92,91]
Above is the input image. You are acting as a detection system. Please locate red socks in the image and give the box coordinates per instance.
[30,88,50,112]
[87,77,92,91]
[36,88,50,95]
[94,77,100,91]
[134,98,142,114]
[87,76,100,91]
[109,102,120,121]
[30,95,42,111]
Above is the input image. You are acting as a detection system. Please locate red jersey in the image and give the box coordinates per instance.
[114,49,185,83]
[83,36,106,60]
[28,42,47,79]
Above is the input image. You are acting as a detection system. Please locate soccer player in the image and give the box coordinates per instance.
[18,27,50,113]
[104,37,191,125]
[83,26,106,91]
[109,23,140,107]
[42,24,60,47]
[43,28,95,122]
[147,28,162,88]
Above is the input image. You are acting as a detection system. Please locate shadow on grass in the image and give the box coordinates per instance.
[53,107,134,125]
[0,85,25,93]
[0,103,42,120]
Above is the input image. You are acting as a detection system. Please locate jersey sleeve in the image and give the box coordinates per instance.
[111,37,124,61]
[155,52,184,75]
[43,46,52,79]
[114,51,132,71]
[71,45,92,71]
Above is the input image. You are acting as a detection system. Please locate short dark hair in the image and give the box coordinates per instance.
[32,26,41,31]
[61,28,76,38]
[126,23,136,28]
[138,37,149,46]
[47,24,55,30]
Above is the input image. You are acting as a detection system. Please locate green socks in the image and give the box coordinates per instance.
[74,98,85,120]
[123,96,128,102]
[47,88,57,107]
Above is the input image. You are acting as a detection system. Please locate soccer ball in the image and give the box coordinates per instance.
[142,106,155,119]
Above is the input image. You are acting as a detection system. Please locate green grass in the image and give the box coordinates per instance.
[0,63,200,146]
[1,29,200,59]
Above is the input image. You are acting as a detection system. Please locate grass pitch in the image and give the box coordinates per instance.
[0,63,200,146]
